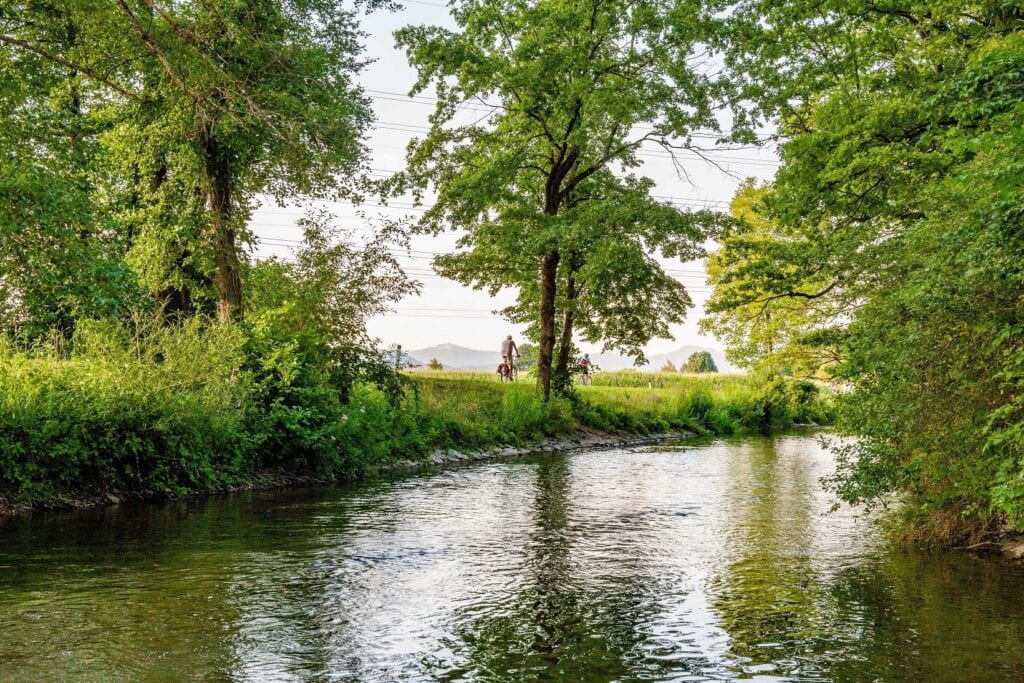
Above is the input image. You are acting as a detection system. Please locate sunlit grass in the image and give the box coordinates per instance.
[408,368,832,440]
[0,354,831,507]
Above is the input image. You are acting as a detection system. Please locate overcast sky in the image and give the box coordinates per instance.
[249,2,780,355]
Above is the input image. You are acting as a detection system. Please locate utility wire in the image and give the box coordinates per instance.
[362,90,775,145]
[369,123,780,167]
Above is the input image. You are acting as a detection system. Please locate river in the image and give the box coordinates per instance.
[1,435,1023,681]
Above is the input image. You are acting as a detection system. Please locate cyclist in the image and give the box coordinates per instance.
[501,335,520,368]
[579,353,593,385]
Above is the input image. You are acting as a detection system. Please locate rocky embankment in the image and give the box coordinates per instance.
[392,427,696,472]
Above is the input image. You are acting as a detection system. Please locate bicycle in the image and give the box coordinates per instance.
[497,361,518,382]
[578,360,598,386]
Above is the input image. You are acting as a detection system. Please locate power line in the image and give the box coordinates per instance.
[254,237,710,270]
[257,237,710,272]
[363,90,772,144]
[381,313,503,319]
[257,243,708,276]
[252,195,732,218]
[257,252,711,285]
[368,120,779,167]
[370,117,747,146]
[254,168,738,208]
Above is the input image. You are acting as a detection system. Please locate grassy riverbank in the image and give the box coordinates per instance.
[416,370,831,441]
[0,334,832,511]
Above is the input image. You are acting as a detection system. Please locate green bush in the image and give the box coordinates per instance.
[0,320,250,501]
[0,326,834,508]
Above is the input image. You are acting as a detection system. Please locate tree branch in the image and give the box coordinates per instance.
[752,281,840,317]
[0,34,139,100]
[113,0,203,107]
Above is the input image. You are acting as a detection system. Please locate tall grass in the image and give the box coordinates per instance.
[411,376,576,447]
[0,320,250,501]
[410,369,833,438]
[0,346,832,508]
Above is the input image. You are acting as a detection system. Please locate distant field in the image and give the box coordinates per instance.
[407,369,830,440]
[407,367,753,389]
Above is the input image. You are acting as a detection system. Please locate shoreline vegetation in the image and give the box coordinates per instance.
[0,329,832,516]
[3,2,1018,551]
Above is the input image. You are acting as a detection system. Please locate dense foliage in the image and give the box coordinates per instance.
[685,351,717,374]
[0,321,421,505]
[0,341,830,506]
[390,0,739,397]
[0,0,375,328]
[0,0,421,504]
[705,2,1024,541]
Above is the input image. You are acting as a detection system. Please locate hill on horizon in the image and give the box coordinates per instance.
[405,343,498,370]
[406,342,734,372]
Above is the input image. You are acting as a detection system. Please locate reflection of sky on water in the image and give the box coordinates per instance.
[2,435,1024,681]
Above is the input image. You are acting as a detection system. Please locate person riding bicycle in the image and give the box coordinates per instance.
[579,353,593,384]
[500,335,520,368]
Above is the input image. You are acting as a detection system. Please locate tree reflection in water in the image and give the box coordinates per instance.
[3,437,1024,681]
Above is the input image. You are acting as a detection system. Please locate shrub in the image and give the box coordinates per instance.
[0,319,250,502]
[0,333,833,508]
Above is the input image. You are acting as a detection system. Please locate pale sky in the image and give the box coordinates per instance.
[249,2,780,355]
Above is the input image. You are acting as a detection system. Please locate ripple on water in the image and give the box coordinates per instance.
[2,436,1024,681]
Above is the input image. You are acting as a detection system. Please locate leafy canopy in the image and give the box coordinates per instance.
[701,180,841,376]
[1,0,377,327]
[391,0,738,392]
[709,0,1024,538]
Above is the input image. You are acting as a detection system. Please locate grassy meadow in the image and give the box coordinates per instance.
[411,368,832,442]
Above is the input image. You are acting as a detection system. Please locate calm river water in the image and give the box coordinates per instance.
[2,435,1024,681]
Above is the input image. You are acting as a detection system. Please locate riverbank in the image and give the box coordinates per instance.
[6,433,1024,681]
[390,425,698,472]
[0,425,694,516]
[0,343,833,515]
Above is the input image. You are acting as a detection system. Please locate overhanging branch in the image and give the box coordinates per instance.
[0,34,139,100]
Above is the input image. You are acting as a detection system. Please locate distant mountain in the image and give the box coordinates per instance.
[406,343,500,369]
[586,345,733,372]
[407,342,734,372]
[380,348,425,368]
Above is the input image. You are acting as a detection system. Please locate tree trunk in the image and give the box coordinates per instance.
[203,135,243,323]
[553,271,576,392]
[147,160,197,318]
[537,249,560,400]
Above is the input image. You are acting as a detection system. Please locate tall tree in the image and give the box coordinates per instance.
[110,0,375,322]
[1,0,376,325]
[713,1,1024,538]
[392,0,738,398]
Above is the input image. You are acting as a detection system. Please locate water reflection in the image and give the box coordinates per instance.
[2,436,1024,681]
[710,436,1024,681]
[712,437,828,677]
[441,457,675,681]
